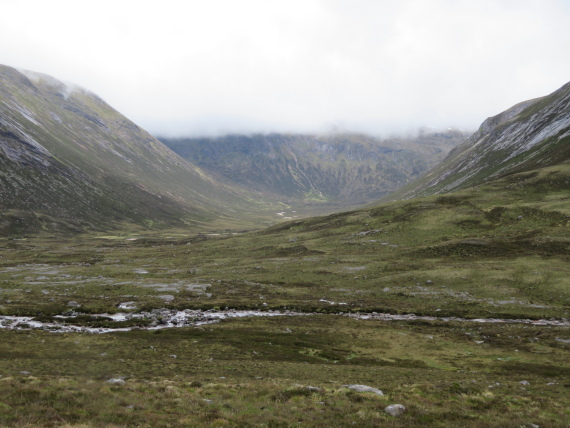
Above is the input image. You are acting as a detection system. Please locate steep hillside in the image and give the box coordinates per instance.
[389,81,570,200]
[0,65,274,234]
[160,130,468,206]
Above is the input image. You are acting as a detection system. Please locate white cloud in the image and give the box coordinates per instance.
[1,0,570,136]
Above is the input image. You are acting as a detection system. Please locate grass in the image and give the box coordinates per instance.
[0,317,568,427]
[0,163,569,426]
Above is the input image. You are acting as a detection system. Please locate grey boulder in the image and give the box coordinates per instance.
[343,384,383,396]
[385,404,406,416]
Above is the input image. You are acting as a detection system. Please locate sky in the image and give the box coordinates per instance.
[1,0,570,137]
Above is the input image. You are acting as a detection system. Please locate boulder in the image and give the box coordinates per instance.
[343,384,383,396]
[384,404,406,416]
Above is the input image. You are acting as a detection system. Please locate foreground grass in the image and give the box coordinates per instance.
[2,376,567,427]
[0,316,569,427]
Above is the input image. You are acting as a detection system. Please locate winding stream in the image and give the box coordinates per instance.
[0,309,568,334]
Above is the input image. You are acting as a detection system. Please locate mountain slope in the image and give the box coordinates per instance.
[160,130,468,207]
[0,65,273,234]
[388,81,570,200]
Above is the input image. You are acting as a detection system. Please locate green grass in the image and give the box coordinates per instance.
[0,317,568,427]
[0,163,569,426]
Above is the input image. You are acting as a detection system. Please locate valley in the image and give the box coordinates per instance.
[0,160,569,426]
[0,66,569,427]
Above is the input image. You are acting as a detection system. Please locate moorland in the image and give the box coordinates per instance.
[0,66,569,427]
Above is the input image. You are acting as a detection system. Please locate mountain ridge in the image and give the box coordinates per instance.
[387,81,570,200]
[159,129,469,207]
[0,65,278,234]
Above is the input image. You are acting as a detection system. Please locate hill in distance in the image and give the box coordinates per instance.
[159,129,469,215]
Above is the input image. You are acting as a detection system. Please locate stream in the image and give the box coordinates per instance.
[0,309,568,334]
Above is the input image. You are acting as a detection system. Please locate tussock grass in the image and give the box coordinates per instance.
[0,317,569,426]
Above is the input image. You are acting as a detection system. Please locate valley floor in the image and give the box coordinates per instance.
[0,164,569,427]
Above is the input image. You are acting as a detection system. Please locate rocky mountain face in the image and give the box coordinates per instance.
[0,65,270,234]
[389,81,570,200]
[160,130,469,206]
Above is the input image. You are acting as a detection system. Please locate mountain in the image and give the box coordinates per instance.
[159,129,469,208]
[388,81,570,200]
[0,65,276,235]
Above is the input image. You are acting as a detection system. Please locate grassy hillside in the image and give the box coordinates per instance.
[0,65,282,235]
[3,161,567,319]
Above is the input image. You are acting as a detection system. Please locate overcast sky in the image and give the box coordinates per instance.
[2,0,570,137]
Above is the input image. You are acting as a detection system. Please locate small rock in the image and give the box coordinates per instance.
[343,384,383,396]
[426,280,433,285]
[20,371,31,375]
[118,302,137,310]
[67,301,81,308]
[305,386,321,391]
[384,404,406,416]
[203,399,213,404]
[106,378,125,385]
[519,380,530,386]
